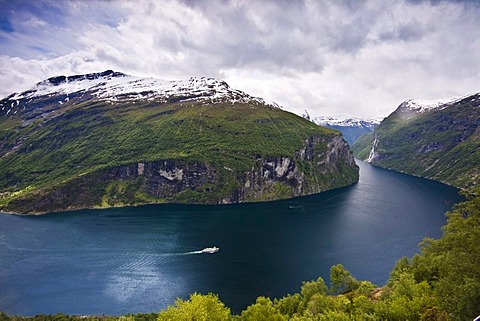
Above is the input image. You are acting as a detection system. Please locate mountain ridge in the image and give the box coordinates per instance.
[302,112,381,145]
[312,115,381,128]
[1,70,280,121]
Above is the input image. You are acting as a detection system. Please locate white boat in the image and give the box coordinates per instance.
[201,246,219,253]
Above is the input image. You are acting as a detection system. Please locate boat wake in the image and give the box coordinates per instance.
[185,250,204,254]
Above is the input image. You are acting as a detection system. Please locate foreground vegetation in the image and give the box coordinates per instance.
[2,193,478,320]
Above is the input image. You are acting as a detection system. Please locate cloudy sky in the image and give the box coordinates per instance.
[0,0,479,118]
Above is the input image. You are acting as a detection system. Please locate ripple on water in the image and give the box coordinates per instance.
[0,161,465,315]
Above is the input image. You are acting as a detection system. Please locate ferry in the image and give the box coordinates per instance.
[201,246,220,253]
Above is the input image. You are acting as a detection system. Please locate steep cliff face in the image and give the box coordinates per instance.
[238,135,358,202]
[0,71,359,214]
[5,134,358,214]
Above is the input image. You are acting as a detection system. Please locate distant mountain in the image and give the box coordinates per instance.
[352,92,480,191]
[302,112,381,145]
[0,70,359,214]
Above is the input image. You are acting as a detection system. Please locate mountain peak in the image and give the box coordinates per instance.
[398,95,469,113]
[1,71,279,119]
[37,70,127,87]
[23,71,248,104]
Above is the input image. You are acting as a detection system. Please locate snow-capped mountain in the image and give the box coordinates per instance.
[390,93,480,122]
[0,70,358,214]
[312,116,382,129]
[398,95,468,113]
[303,112,382,144]
[351,91,480,191]
[0,70,279,119]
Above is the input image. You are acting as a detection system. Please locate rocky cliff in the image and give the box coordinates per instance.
[5,134,357,214]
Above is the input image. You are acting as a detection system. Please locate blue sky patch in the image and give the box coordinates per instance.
[0,16,14,33]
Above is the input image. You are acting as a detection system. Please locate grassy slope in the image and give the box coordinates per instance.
[0,99,340,211]
[352,96,480,191]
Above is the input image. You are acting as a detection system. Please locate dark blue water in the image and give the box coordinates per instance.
[0,161,463,315]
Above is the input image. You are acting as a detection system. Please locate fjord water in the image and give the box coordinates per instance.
[0,161,463,315]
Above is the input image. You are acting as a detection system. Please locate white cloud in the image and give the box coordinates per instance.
[0,53,106,95]
[22,17,48,28]
[0,0,479,118]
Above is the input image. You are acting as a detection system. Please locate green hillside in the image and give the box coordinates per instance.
[0,90,358,214]
[352,94,480,191]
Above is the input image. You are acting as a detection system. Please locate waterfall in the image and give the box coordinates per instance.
[366,133,378,163]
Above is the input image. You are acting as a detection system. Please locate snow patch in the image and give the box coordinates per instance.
[312,115,382,128]
[400,94,476,113]
[9,71,279,108]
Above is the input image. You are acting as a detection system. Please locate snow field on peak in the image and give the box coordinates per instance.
[312,115,382,127]
[7,72,274,107]
[401,93,478,113]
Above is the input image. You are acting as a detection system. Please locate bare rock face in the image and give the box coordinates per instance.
[95,134,357,205]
